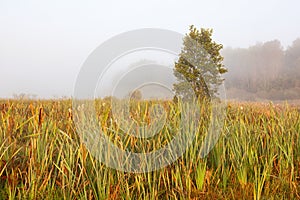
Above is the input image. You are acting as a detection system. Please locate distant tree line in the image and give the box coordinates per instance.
[223,38,300,100]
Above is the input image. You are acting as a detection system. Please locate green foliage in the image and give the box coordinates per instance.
[173,25,227,100]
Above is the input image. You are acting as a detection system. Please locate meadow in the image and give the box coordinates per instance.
[0,99,299,199]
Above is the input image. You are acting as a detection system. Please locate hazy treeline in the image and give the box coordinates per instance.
[223,38,300,101]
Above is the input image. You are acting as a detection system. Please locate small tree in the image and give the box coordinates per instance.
[130,89,142,100]
[173,25,227,100]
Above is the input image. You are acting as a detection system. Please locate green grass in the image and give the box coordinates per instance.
[0,99,299,199]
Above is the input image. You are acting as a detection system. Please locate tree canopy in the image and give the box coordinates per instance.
[173,25,227,101]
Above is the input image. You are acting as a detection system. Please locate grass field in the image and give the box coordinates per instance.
[0,99,299,199]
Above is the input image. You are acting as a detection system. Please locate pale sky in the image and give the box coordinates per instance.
[0,0,299,98]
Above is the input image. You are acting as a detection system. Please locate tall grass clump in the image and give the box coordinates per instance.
[0,99,299,199]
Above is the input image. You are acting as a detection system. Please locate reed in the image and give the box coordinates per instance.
[0,99,299,199]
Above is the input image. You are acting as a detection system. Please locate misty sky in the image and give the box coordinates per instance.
[0,0,299,98]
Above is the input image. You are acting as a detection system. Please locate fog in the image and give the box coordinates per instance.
[223,39,300,101]
[1,0,299,99]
